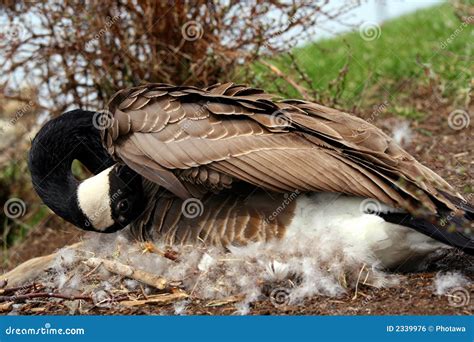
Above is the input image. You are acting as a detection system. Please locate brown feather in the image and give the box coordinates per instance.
[104,83,465,233]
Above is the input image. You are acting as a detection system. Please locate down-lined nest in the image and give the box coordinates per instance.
[2,231,472,315]
[2,229,401,314]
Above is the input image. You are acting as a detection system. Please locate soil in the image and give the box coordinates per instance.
[2,95,473,315]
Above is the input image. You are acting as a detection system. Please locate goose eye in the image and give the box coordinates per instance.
[117,199,129,213]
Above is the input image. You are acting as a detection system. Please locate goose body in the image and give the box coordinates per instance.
[137,188,445,269]
[28,83,473,269]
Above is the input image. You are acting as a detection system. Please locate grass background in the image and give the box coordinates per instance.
[256,4,472,118]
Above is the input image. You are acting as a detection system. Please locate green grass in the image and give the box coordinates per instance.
[256,4,472,117]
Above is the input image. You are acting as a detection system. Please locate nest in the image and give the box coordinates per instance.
[1,230,407,315]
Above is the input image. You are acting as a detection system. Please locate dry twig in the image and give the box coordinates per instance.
[85,257,167,290]
[0,292,92,302]
[206,295,245,307]
[259,60,311,101]
[120,291,188,307]
[0,1,358,115]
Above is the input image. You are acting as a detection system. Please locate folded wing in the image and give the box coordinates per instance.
[102,83,463,218]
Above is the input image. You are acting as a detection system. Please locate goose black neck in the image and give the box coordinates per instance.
[28,109,115,228]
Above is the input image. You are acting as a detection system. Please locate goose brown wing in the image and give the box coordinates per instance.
[102,83,462,215]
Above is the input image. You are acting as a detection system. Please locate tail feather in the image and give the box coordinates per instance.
[379,212,474,255]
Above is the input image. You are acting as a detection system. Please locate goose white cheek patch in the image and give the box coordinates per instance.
[77,166,115,231]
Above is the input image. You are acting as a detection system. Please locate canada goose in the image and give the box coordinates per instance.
[28,83,473,269]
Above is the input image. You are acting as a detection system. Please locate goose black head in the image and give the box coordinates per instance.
[28,109,146,233]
